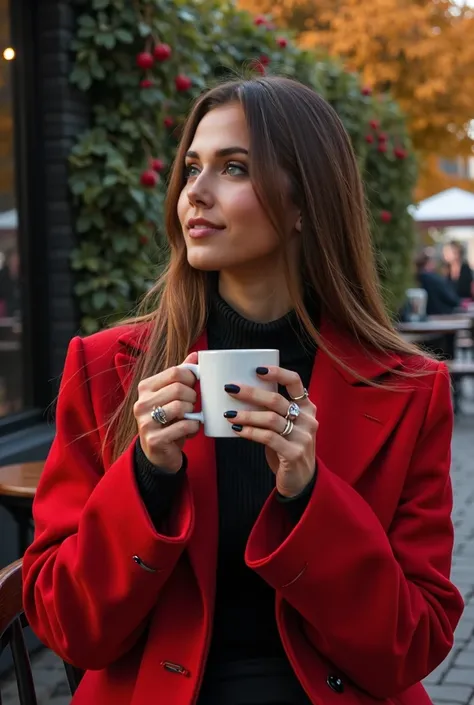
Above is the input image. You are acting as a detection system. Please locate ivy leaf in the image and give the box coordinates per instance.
[138,21,152,37]
[103,174,118,187]
[115,28,134,43]
[78,14,96,29]
[70,66,93,91]
[130,189,146,209]
[95,33,117,49]
[77,215,93,234]
[92,291,108,309]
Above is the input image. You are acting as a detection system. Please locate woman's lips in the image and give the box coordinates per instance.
[188,225,226,239]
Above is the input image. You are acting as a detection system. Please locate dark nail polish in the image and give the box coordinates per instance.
[224,384,241,394]
[232,424,243,432]
[256,366,269,375]
[224,410,238,419]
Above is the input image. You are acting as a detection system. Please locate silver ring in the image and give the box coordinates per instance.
[289,388,308,402]
[151,406,168,425]
[286,402,300,422]
[280,419,294,437]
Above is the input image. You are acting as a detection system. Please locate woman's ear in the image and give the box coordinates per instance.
[295,214,302,233]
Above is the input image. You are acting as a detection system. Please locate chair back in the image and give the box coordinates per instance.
[0,559,37,705]
[0,559,83,702]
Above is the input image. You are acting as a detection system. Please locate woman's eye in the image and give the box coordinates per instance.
[184,164,200,179]
[225,163,247,176]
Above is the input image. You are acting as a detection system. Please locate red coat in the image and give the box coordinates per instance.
[23,320,463,705]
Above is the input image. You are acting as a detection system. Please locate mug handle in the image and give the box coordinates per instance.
[180,363,204,424]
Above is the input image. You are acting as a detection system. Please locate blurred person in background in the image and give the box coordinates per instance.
[23,77,463,705]
[416,248,460,317]
[443,240,474,301]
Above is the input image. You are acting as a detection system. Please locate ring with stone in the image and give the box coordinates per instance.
[280,419,294,437]
[286,402,300,422]
[151,406,168,426]
[289,388,308,402]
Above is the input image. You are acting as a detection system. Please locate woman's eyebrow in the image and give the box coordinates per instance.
[185,146,249,159]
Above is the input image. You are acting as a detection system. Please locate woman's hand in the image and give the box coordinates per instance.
[134,352,200,472]
[224,367,318,497]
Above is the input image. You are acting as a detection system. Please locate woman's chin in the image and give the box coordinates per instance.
[186,250,226,271]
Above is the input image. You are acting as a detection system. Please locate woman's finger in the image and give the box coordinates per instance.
[256,366,312,406]
[154,382,197,407]
[146,400,194,427]
[231,424,306,462]
[139,357,198,395]
[224,409,288,434]
[224,383,288,416]
[147,418,200,446]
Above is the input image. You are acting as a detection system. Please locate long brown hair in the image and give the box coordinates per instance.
[109,76,424,461]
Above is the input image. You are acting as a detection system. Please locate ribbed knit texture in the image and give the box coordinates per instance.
[204,290,317,669]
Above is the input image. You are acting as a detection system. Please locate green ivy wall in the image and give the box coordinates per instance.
[69,0,417,333]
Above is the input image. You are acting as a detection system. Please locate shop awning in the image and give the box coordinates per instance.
[412,187,474,228]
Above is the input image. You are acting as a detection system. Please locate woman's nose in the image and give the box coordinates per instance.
[187,175,214,208]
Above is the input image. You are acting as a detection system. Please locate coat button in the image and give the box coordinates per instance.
[327,675,344,693]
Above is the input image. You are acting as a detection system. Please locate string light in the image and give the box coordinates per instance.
[3,48,15,61]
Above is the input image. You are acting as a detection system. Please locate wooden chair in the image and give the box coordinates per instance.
[0,462,44,557]
[0,558,84,703]
[0,559,37,704]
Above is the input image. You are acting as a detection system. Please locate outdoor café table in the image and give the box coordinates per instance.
[0,461,44,557]
[397,317,473,340]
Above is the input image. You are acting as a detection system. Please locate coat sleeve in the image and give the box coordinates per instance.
[245,364,464,699]
[23,336,195,671]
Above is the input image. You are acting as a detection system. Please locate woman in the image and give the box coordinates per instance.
[23,77,463,705]
[443,240,474,301]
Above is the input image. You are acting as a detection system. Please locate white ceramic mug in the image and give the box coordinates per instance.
[181,349,279,438]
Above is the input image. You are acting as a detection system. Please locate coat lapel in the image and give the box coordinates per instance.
[311,320,413,487]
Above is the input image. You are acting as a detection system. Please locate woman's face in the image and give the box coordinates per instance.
[177,102,300,273]
[443,244,460,264]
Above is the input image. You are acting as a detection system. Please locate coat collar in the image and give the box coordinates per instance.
[114,317,404,387]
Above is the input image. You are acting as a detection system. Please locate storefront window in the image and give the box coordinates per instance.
[0,2,23,416]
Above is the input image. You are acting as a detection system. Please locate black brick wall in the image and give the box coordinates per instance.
[35,0,90,386]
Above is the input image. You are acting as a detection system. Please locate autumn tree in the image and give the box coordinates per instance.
[239,0,474,162]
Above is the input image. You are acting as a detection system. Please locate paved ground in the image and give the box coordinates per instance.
[1,384,474,705]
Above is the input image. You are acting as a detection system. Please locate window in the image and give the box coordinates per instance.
[0,1,23,416]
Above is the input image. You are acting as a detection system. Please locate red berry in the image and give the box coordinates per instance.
[163,116,174,128]
[378,132,388,142]
[254,15,267,25]
[150,158,165,173]
[175,74,192,92]
[259,54,270,66]
[380,210,392,223]
[137,52,154,70]
[140,235,149,245]
[153,43,172,62]
[369,119,380,130]
[377,143,387,153]
[394,147,407,159]
[140,79,154,89]
[277,37,288,48]
[251,59,266,75]
[365,134,374,144]
[361,85,372,96]
[140,170,158,187]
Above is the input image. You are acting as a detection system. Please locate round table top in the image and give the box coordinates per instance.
[0,461,44,499]
[398,318,472,335]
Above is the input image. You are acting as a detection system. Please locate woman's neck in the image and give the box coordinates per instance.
[218,270,295,323]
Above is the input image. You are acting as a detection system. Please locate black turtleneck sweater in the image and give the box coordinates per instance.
[134,291,317,704]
